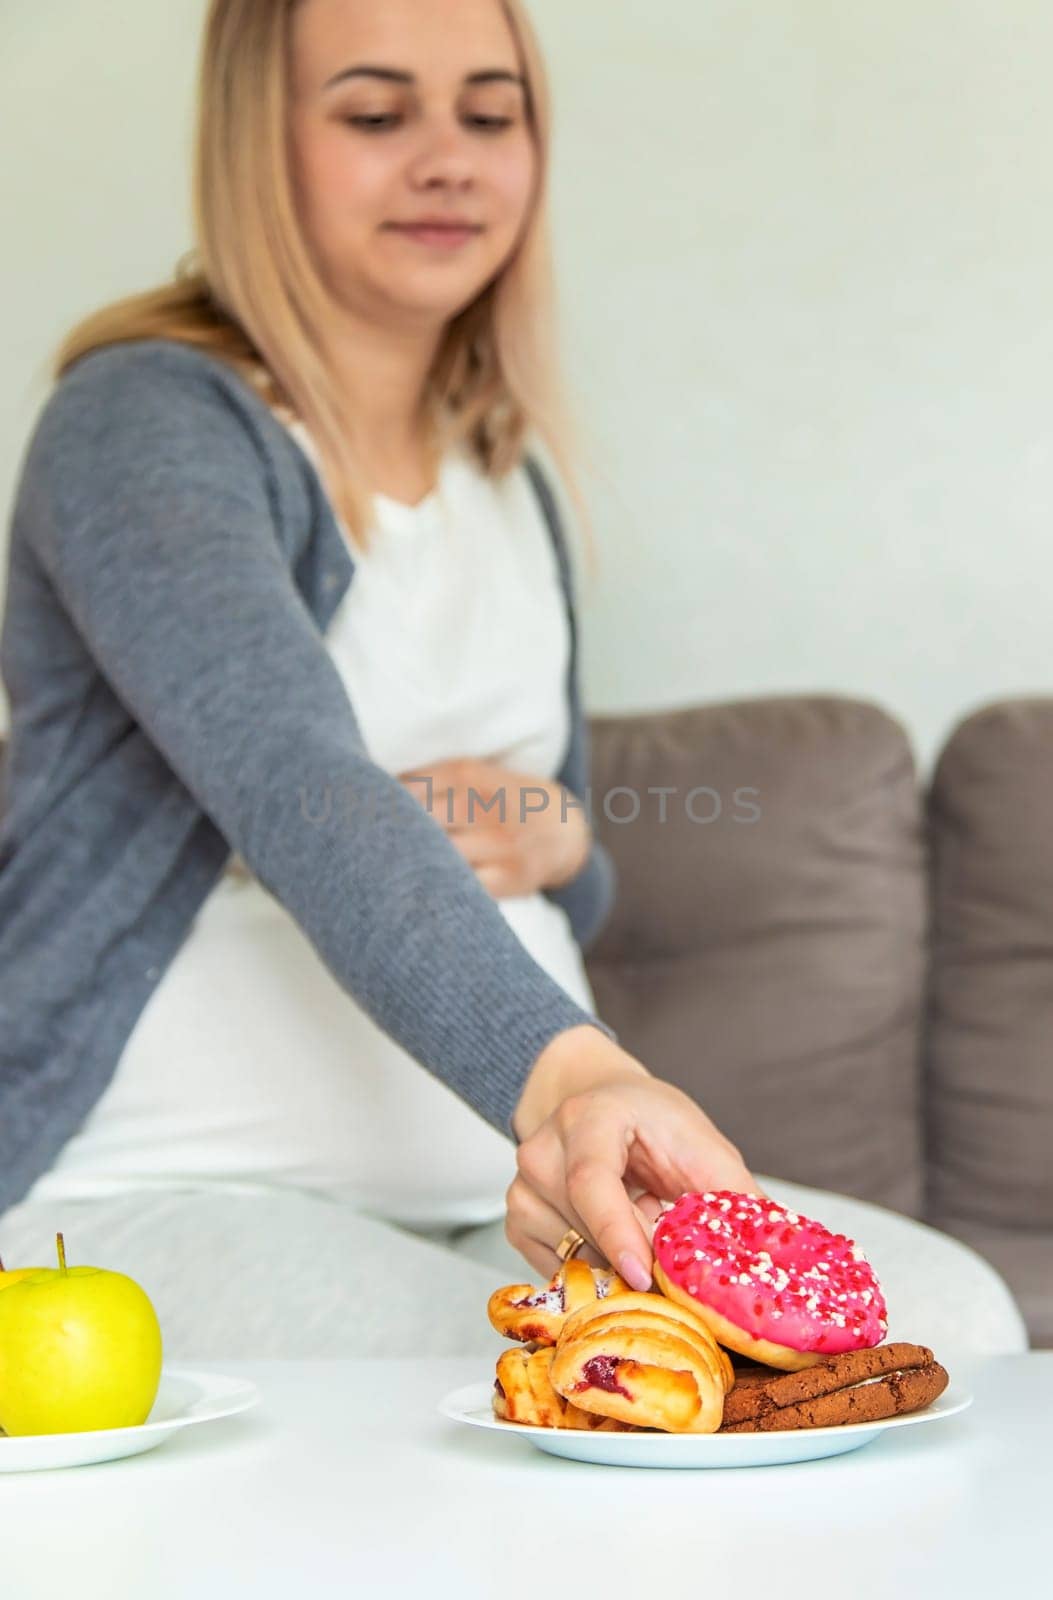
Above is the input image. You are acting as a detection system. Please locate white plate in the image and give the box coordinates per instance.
[0,1366,260,1474]
[439,1380,974,1469]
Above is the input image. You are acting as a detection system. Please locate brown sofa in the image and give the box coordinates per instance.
[2,695,1049,1345]
[585,694,1052,1349]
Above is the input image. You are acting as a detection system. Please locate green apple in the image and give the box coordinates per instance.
[0,1233,163,1436]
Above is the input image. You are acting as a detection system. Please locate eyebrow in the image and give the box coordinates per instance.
[323,65,526,91]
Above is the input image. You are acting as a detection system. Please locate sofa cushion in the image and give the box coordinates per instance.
[927,698,1053,1234]
[584,695,927,1216]
[943,1224,1052,1350]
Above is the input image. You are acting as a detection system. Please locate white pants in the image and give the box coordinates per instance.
[0,1173,1027,1362]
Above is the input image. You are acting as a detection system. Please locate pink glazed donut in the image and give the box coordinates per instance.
[652,1191,889,1373]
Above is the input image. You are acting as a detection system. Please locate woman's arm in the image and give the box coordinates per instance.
[18,341,615,1138]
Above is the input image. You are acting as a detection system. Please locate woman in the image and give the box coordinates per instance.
[0,0,1028,1365]
[0,0,765,1353]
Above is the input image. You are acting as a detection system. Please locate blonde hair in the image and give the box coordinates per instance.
[54,0,596,562]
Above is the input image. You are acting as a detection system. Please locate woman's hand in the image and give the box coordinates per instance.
[509,1026,767,1290]
[397,757,589,898]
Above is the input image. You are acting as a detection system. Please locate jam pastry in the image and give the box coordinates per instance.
[487,1257,629,1346]
[549,1291,735,1434]
[493,1346,635,1430]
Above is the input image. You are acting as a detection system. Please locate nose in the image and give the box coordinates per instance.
[406,114,480,192]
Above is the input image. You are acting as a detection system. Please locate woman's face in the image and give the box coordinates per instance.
[288,0,539,329]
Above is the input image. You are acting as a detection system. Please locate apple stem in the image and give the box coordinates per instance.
[0,1252,4,1271]
[56,1232,68,1274]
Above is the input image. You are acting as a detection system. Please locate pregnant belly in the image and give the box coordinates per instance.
[24,876,597,1227]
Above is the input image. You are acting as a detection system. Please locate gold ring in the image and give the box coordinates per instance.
[555,1227,586,1262]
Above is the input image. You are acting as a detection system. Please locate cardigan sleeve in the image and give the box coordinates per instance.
[545,713,618,953]
[19,343,616,1140]
[523,458,618,952]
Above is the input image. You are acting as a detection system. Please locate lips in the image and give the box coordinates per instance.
[388,223,482,250]
[390,219,482,232]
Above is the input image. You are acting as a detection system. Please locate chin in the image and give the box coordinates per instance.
[377,279,493,326]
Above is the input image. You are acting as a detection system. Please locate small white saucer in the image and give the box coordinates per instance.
[0,1367,260,1474]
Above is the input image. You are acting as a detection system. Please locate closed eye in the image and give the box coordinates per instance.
[345,114,516,133]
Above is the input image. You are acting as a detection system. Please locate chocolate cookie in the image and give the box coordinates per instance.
[720,1342,948,1432]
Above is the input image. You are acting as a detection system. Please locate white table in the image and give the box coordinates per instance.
[1,1353,1046,1598]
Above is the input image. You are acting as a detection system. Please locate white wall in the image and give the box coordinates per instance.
[3,1,1051,771]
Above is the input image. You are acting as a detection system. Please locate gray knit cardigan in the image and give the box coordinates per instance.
[0,339,616,1217]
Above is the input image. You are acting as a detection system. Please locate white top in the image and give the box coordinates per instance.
[23,425,596,1229]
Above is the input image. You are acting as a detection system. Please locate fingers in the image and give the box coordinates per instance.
[560,1113,656,1292]
[504,1180,602,1278]
[664,1140,765,1200]
[671,1131,769,1200]
[445,828,504,866]
[399,760,555,901]
[474,863,513,898]
[401,774,520,896]
[505,1171,662,1282]
[509,1081,769,1296]
[632,1190,665,1230]
[398,760,508,830]
[627,1097,768,1202]
[444,831,523,897]
[398,759,549,836]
